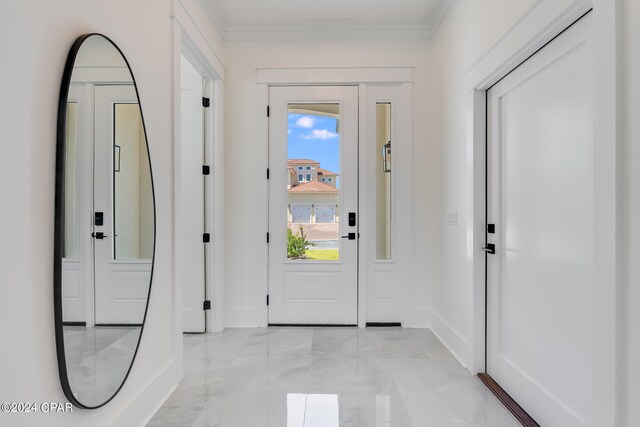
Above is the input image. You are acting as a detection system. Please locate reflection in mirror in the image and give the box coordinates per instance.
[63,103,78,259]
[56,34,154,409]
[376,103,391,259]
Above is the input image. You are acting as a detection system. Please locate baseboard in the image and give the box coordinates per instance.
[225,307,266,327]
[112,360,180,427]
[429,310,469,369]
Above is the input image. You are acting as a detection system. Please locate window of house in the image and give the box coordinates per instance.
[328,178,332,182]
[298,174,303,181]
[306,166,311,170]
[298,166,303,171]
[321,178,326,182]
[306,174,311,181]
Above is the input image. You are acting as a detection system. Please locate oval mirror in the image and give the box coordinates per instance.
[54,34,155,409]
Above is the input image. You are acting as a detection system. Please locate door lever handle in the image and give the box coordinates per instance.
[341,233,356,240]
[92,232,108,239]
[483,243,495,254]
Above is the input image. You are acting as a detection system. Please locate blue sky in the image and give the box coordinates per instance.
[287,113,340,180]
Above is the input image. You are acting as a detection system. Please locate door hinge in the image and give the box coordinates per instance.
[203,165,211,175]
[267,105,270,117]
[266,168,270,179]
[203,97,210,108]
[203,233,211,243]
[203,300,211,310]
[266,232,270,243]
[266,295,269,306]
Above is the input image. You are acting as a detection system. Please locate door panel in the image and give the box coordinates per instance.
[269,86,358,325]
[180,56,207,333]
[486,14,593,427]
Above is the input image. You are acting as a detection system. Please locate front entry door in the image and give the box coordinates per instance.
[268,86,358,325]
[486,13,594,427]
[94,85,153,325]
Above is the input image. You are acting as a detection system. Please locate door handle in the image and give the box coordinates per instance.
[483,243,495,254]
[92,232,108,239]
[341,233,356,240]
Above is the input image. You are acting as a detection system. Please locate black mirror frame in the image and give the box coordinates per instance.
[54,33,156,410]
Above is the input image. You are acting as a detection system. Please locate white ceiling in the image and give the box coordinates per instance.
[202,0,452,40]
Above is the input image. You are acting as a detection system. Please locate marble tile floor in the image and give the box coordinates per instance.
[64,326,140,407]
[148,327,519,427]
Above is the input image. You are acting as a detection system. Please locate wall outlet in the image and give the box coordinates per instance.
[448,212,458,226]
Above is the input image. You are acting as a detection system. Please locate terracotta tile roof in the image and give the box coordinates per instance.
[288,159,320,165]
[288,181,338,193]
[317,167,338,176]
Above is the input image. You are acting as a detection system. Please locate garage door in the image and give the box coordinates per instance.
[315,205,336,223]
[291,204,311,223]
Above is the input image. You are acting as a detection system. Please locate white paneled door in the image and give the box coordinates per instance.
[180,56,207,333]
[486,13,594,427]
[94,85,152,325]
[269,86,358,325]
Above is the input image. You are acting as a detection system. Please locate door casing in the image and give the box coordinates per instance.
[256,68,414,328]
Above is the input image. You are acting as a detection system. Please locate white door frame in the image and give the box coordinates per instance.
[464,1,617,425]
[256,67,414,328]
[172,0,226,334]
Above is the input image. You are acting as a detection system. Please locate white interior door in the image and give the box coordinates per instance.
[61,86,89,323]
[180,56,207,333]
[94,85,152,325]
[269,86,358,325]
[486,14,594,427]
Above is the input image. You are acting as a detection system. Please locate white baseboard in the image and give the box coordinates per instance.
[225,307,266,327]
[112,360,180,427]
[429,310,470,370]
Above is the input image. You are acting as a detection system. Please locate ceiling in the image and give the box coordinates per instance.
[202,0,452,40]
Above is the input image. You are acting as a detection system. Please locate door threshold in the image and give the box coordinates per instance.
[366,322,401,327]
[268,323,357,327]
[477,373,540,427]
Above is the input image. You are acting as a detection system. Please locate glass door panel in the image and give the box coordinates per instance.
[286,103,340,262]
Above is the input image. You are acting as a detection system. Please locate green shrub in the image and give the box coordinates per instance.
[287,225,311,259]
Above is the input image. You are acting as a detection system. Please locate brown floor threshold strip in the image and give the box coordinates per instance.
[477,373,541,427]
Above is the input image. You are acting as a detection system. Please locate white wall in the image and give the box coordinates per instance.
[429,0,639,425]
[423,0,543,365]
[223,39,439,326]
[0,1,185,425]
[620,1,640,425]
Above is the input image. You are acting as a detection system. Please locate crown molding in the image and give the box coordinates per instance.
[202,0,452,41]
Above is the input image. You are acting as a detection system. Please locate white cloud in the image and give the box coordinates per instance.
[295,116,315,128]
[303,129,339,140]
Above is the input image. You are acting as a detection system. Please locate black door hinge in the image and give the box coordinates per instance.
[203,165,211,175]
[267,105,270,117]
[266,232,270,243]
[203,300,211,310]
[266,295,269,306]
[203,97,210,108]
[266,168,270,179]
[203,233,211,243]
